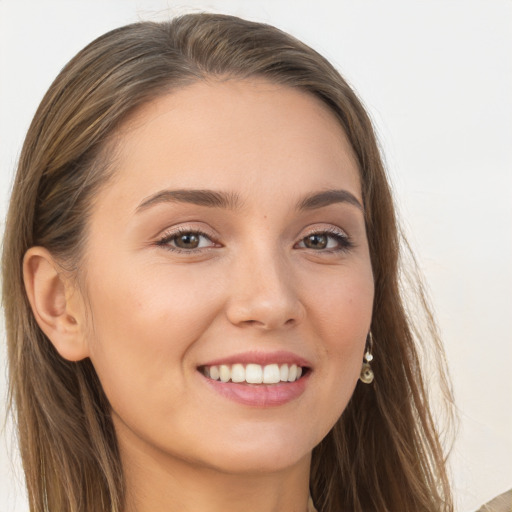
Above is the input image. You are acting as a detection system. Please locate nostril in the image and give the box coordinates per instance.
[238,317,296,328]
[240,319,264,327]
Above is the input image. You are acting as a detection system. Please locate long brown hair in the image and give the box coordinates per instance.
[2,13,454,512]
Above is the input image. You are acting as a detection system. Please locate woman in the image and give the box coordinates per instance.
[2,13,454,512]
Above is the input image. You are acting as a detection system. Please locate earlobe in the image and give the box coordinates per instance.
[23,247,89,361]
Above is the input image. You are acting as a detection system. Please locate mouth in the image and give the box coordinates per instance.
[199,363,309,384]
[197,351,312,406]
[197,350,313,408]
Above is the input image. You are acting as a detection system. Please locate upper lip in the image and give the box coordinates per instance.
[199,350,313,369]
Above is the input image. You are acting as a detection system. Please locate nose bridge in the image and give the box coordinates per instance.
[226,239,303,329]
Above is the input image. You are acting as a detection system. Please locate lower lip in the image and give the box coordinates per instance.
[200,372,310,407]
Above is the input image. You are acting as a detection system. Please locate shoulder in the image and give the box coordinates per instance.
[475,489,512,512]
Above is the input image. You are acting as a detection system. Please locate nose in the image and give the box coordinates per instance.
[225,247,305,330]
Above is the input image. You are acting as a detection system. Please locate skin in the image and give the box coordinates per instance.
[24,80,374,512]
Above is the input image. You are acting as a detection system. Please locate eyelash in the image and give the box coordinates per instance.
[295,227,354,253]
[156,226,353,254]
[156,227,219,254]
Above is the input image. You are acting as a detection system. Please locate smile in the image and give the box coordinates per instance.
[198,351,312,406]
[201,363,305,384]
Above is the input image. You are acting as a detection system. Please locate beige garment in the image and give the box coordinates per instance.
[475,489,512,512]
[307,490,512,512]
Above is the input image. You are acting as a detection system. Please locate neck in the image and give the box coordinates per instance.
[120,432,312,512]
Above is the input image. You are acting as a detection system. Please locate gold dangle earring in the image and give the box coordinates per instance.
[359,332,375,384]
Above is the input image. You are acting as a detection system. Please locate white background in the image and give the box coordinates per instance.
[1,1,511,511]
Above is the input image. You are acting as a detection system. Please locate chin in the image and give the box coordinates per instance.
[201,445,312,476]
[187,424,319,475]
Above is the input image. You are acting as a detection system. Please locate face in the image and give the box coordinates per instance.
[80,80,374,475]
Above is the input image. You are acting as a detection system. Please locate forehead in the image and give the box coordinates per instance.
[100,79,362,210]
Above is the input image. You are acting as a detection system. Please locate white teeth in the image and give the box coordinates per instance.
[263,364,280,384]
[245,364,263,384]
[287,364,298,382]
[219,365,230,383]
[209,366,220,380]
[280,364,289,382]
[203,363,304,384]
[231,363,245,383]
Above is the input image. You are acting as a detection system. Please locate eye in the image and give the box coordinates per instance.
[296,229,352,252]
[157,229,217,252]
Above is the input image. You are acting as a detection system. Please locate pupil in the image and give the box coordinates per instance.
[177,233,199,248]
[306,234,327,249]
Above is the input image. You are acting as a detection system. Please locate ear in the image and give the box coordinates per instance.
[23,247,90,361]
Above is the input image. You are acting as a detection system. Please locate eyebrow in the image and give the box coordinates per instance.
[296,189,363,211]
[136,189,242,212]
[136,187,363,213]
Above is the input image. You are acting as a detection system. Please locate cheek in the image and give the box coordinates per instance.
[87,254,222,339]
[306,263,374,347]
[301,263,373,416]
[82,259,223,409]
